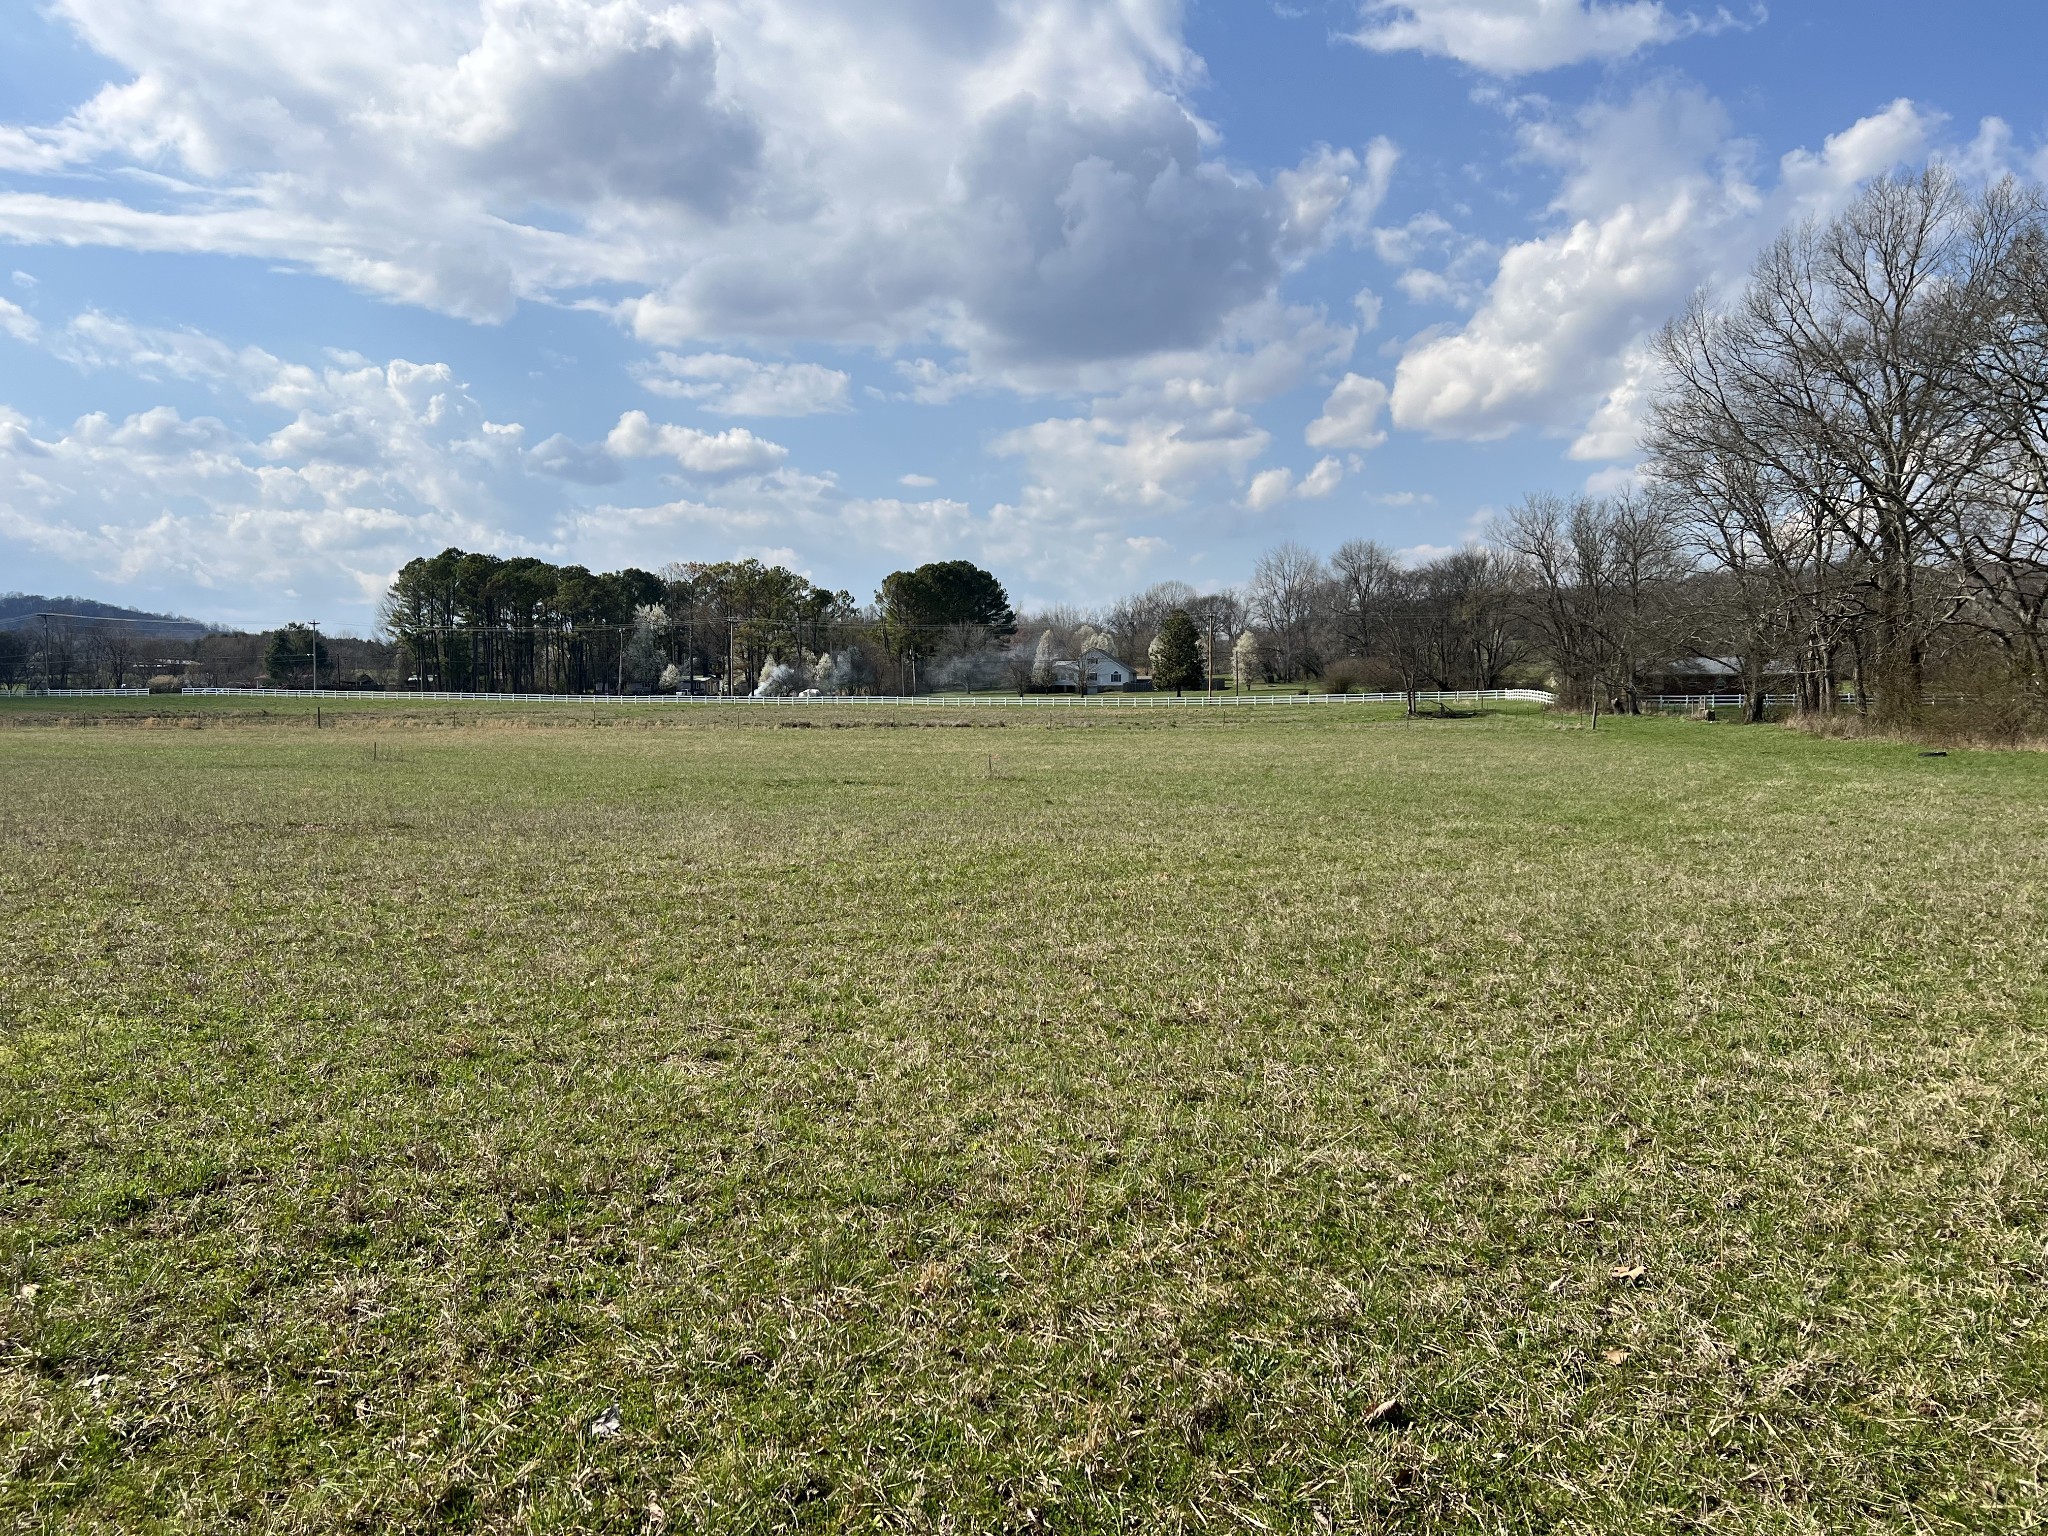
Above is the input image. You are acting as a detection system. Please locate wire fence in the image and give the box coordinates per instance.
[1649,693,1872,710]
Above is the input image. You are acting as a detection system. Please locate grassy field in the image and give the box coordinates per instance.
[3,701,2046,1533]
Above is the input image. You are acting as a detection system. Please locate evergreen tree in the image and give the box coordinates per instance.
[876,560,1016,648]
[1152,608,1205,695]
[264,624,328,685]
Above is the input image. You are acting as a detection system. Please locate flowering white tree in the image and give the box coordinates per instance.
[1231,630,1261,692]
[753,658,803,696]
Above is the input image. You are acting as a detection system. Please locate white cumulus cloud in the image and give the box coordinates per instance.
[1276,138,1399,258]
[0,298,39,343]
[1245,454,1343,510]
[0,0,1394,375]
[0,306,863,623]
[603,411,790,475]
[1343,0,1735,75]
[1298,454,1344,498]
[1305,373,1390,451]
[636,352,851,415]
[995,407,1270,511]
[0,337,539,615]
[1246,465,1294,511]
[1389,88,1939,450]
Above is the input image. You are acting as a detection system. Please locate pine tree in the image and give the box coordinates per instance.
[1153,609,1204,695]
[263,624,328,685]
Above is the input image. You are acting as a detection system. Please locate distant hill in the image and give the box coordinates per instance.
[0,593,213,635]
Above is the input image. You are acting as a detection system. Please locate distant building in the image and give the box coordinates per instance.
[1658,656,1797,692]
[1079,647,1132,693]
[1045,646,1137,693]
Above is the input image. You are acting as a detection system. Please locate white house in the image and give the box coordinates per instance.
[1045,646,1137,693]
[1079,647,1132,694]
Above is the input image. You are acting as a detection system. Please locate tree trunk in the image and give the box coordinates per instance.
[1869,551,1924,730]
[1742,674,1766,724]
[1870,643,1924,729]
[1797,628,1831,715]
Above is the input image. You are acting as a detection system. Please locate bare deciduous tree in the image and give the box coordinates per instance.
[1945,201,2048,700]
[1495,493,1686,711]
[1247,542,1327,681]
[1329,539,1400,662]
[1648,169,2034,727]
[1102,582,1197,672]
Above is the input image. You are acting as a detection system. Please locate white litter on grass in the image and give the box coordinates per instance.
[589,1404,622,1439]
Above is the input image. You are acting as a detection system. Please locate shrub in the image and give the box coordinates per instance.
[146,674,183,694]
[1792,695,2046,750]
[1321,657,1386,694]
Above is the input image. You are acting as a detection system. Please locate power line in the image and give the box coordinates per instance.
[29,610,209,632]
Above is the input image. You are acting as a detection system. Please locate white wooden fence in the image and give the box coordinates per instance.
[18,686,1868,712]
[25,685,1566,708]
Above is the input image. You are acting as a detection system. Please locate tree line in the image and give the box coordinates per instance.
[1046,169,2048,730]
[0,557,1022,695]
[12,169,2046,729]
[1011,545,1532,710]
[376,550,1018,696]
[1646,167,2048,730]
[0,610,395,692]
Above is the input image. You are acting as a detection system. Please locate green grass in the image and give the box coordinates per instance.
[2,704,2046,1532]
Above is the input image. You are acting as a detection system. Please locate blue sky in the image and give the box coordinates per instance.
[1,0,2043,632]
